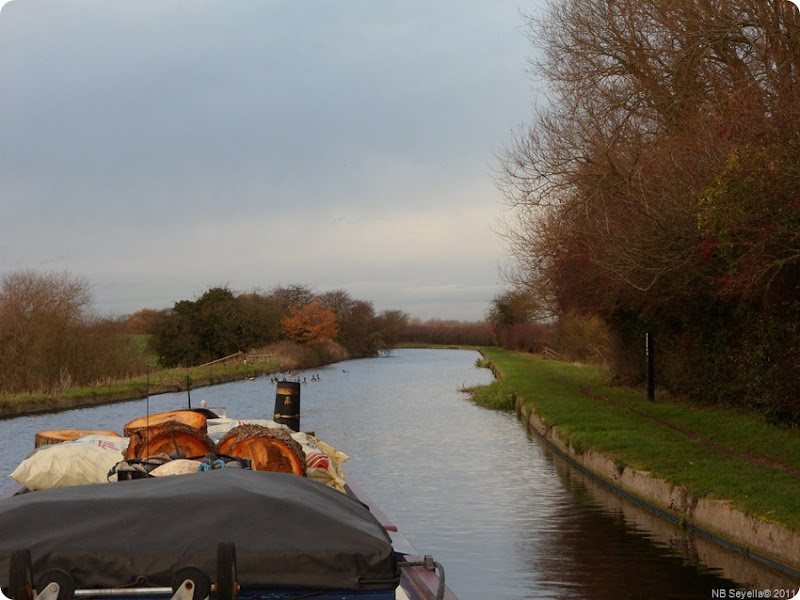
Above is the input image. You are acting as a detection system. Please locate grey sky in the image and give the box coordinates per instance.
[0,0,541,320]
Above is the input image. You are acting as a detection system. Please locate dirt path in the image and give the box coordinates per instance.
[576,384,800,478]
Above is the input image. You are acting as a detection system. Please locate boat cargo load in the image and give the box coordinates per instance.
[0,469,400,594]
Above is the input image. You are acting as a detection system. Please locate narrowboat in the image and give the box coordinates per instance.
[0,386,458,600]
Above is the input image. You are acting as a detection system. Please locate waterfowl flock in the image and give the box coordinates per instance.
[269,373,322,384]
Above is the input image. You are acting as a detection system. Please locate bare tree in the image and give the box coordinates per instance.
[500,0,800,309]
[498,0,800,413]
[0,269,145,393]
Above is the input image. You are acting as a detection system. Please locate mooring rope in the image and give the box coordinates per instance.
[399,555,445,600]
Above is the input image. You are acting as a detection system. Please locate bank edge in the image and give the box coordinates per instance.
[480,351,800,578]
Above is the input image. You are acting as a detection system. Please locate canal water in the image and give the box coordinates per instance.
[1,348,799,599]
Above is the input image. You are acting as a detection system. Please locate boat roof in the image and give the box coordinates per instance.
[0,469,399,592]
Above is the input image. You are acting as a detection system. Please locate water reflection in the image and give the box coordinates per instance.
[546,448,800,598]
[521,436,800,599]
[1,349,798,600]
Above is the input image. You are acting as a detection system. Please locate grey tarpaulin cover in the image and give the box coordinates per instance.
[0,469,399,591]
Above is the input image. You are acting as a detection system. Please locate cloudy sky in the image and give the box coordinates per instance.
[0,0,543,321]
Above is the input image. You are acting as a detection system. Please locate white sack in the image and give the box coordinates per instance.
[10,435,128,490]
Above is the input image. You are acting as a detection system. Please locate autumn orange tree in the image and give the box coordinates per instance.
[147,284,409,366]
[280,300,339,345]
[499,0,800,420]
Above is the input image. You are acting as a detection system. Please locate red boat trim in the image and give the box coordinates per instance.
[345,477,459,600]
[399,556,459,600]
[345,478,398,532]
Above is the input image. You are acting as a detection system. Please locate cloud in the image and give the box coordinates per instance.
[0,0,540,320]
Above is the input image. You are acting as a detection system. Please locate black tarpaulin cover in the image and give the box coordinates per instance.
[0,469,399,591]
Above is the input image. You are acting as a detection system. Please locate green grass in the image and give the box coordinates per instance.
[0,392,50,408]
[0,338,348,416]
[462,379,517,410]
[478,347,800,531]
[0,361,281,415]
[73,361,282,396]
[129,334,160,368]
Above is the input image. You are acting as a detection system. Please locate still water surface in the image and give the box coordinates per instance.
[1,349,799,599]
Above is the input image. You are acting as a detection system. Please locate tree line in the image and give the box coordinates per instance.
[496,0,800,423]
[0,267,514,396]
[0,271,413,394]
[0,270,146,393]
[140,284,410,368]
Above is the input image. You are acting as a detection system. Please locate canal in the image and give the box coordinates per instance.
[1,348,798,599]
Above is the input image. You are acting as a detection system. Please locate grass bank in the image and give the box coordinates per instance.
[0,341,349,419]
[475,347,800,534]
[0,362,280,419]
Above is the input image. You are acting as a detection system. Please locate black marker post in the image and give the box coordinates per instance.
[646,331,655,402]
